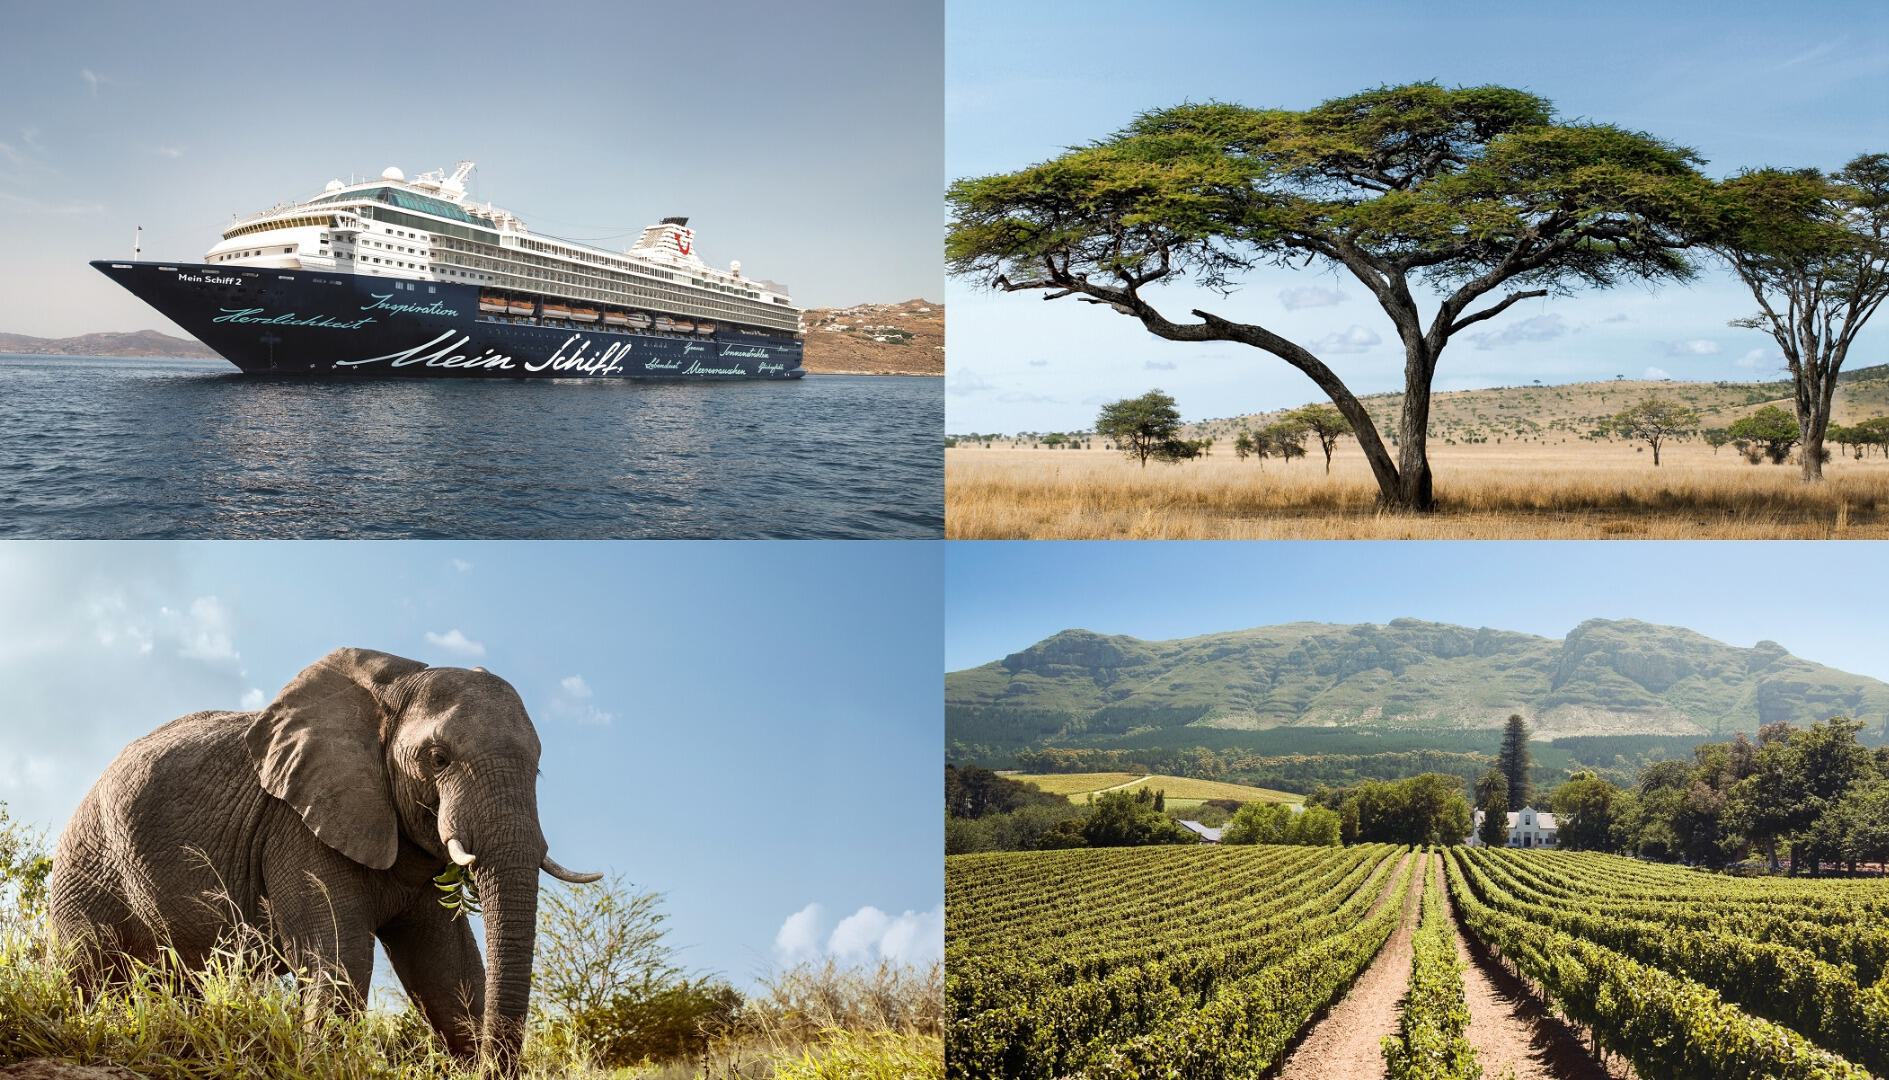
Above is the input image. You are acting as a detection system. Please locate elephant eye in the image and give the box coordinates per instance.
[426,746,450,769]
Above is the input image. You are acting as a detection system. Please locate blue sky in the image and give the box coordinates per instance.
[0,541,942,986]
[0,0,941,338]
[946,542,1889,684]
[946,1,1889,433]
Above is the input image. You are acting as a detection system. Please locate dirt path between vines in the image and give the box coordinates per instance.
[1438,857,1629,1080]
[1275,850,1426,1080]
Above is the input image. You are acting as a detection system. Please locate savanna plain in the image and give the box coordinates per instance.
[948,372,1889,539]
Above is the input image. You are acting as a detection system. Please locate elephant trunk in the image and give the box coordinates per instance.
[472,859,540,1079]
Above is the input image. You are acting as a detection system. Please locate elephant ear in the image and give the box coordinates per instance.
[244,648,427,870]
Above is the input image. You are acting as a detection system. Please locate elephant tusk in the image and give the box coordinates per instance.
[541,855,603,883]
[446,837,476,866]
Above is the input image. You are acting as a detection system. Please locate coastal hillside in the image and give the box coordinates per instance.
[1185,364,1889,445]
[799,299,943,375]
[0,329,216,359]
[947,618,1889,748]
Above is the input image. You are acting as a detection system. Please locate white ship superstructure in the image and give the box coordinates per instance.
[203,161,801,337]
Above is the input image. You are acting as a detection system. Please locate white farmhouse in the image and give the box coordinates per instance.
[1467,806,1559,848]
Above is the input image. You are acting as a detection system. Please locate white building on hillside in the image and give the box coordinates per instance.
[1467,806,1559,848]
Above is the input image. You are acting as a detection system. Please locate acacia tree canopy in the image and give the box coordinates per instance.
[1712,155,1889,481]
[947,82,1713,510]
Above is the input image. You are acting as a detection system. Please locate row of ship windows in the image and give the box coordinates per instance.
[436,240,791,322]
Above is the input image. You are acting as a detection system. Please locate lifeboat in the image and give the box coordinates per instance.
[653,316,676,332]
[625,312,652,329]
[542,301,573,320]
[479,292,507,314]
[506,297,534,315]
[603,310,630,327]
[694,321,715,335]
[671,320,695,334]
[571,306,600,323]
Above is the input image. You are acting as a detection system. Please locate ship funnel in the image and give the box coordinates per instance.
[660,216,690,226]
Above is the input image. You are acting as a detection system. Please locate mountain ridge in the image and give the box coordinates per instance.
[946,618,1889,752]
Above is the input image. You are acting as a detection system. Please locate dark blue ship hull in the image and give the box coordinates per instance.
[90,260,805,379]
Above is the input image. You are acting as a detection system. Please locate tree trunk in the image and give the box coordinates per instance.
[1393,349,1436,512]
[1652,440,1661,467]
[474,862,540,1079]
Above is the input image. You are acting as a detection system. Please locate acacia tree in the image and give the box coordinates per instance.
[1285,403,1354,474]
[1712,155,1889,481]
[1095,389,1183,466]
[1610,395,1699,466]
[946,82,1711,511]
[1729,404,1800,464]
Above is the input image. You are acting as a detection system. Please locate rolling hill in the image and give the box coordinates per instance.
[947,618,1889,756]
[1005,771,1304,806]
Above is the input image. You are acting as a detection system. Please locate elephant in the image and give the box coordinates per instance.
[47,647,600,1076]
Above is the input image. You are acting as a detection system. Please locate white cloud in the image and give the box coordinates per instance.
[165,596,238,662]
[1736,347,1782,370]
[1026,359,1049,367]
[775,903,825,964]
[1468,314,1569,351]
[549,674,613,726]
[772,903,944,968]
[1279,285,1345,310]
[424,628,486,657]
[240,687,266,710]
[450,558,474,573]
[1602,312,1631,324]
[1144,359,1177,370]
[1310,325,1381,355]
[1643,367,1672,380]
[946,367,994,397]
[1665,339,1720,357]
[79,68,105,96]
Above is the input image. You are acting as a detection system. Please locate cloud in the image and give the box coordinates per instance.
[1602,313,1631,324]
[450,558,474,573]
[946,368,993,397]
[773,903,944,967]
[0,547,253,832]
[1664,339,1720,357]
[1144,359,1177,370]
[1279,285,1345,310]
[1311,325,1381,355]
[80,68,105,96]
[164,597,238,661]
[154,146,182,159]
[424,628,486,657]
[1735,347,1782,370]
[775,903,825,964]
[1643,366,1672,380]
[829,905,945,966]
[240,687,266,710]
[1026,359,1049,367]
[1468,314,1569,351]
[548,674,613,726]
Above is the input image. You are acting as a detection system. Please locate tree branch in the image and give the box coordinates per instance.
[1448,290,1550,335]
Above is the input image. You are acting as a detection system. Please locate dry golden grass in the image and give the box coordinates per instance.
[946,441,1889,539]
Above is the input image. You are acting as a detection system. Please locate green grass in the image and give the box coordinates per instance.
[1009,771,1305,804]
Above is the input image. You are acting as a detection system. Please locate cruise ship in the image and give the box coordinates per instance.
[92,161,805,379]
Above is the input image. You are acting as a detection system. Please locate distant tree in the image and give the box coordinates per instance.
[1082,789,1198,847]
[1549,772,1622,851]
[1835,780,1889,872]
[1222,801,1292,844]
[1729,405,1803,463]
[947,83,1712,511]
[944,764,1064,819]
[1153,789,1166,813]
[1710,155,1889,482]
[1233,430,1258,461]
[1096,390,1184,467]
[1261,419,1309,462]
[1498,714,1532,811]
[1476,769,1511,846]
[1285,404,1354,474]
[1703,427,1733,454]
[1289,805,1344,846]
[1610,395,1700,466]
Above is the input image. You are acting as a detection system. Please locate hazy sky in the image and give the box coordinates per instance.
[946,1,1889,433]
[0,0,942,338]
[946,541,1889,684]
[0,541,942,986]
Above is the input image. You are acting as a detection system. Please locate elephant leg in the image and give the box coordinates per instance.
[262,865,377,1014]
[380,893,485,1060]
